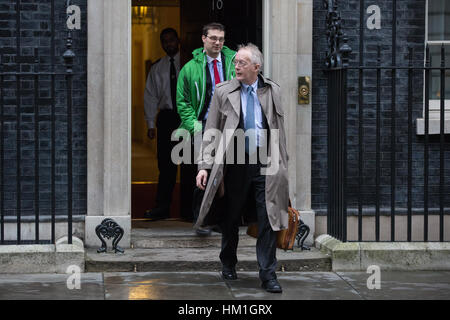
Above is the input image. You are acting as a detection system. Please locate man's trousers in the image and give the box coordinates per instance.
[220,162,278,282]
[155,109,180,210]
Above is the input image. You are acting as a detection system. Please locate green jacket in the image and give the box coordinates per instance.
[176,46,236,135]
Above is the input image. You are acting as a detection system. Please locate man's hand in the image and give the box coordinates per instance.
[196,169,208,190]
[147,128,156,140]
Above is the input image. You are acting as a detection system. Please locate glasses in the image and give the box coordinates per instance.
[206,35,225,43]
[233,59,250,68]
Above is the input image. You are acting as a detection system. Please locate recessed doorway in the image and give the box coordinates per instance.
[131,2,181,220]
[131,0,263,221]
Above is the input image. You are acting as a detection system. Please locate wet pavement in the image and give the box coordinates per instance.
[0,271,449,300]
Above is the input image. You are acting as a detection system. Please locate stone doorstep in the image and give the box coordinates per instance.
[132,233,257,249]
[315,234,450,271]
[131,225,255,249]
[131,222,314,249]
[0,236,85,274]
[84,246,331,273]
[86,225,330,272]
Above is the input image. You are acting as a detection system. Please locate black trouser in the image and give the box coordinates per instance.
[180,121,206,222]
[180,159,197,221]
[155,109,180,210]
[220,161,278,282]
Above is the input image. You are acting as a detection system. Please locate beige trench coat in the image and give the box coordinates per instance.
[194,76,289,231]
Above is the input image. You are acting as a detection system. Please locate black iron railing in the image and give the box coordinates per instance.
[325,0,449,242]
[0,0,76,245]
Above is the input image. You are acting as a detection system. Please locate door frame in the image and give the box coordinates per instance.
[85,0,314,248]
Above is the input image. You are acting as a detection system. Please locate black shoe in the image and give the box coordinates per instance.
[261,279,282,293]
[195,227,212,236]
[144,207,169,220]
[222,270,237,280]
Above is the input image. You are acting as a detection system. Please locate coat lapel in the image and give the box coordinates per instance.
[226,78,241,117]
[257,86,270,119]
[228,90,241,117]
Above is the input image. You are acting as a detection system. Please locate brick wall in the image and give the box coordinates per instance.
[0,0,87,218]
[312,0,450,215]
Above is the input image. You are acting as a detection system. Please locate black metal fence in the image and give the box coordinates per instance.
[325,1,449,242]
[0,0,76,245]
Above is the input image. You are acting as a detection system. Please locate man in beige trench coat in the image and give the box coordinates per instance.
[195,43,289,293]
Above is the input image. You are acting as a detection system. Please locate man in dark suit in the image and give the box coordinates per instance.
[195,43,289,293]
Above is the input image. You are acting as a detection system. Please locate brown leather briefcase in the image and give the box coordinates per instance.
[276,206,300,250]
[246,204,300,251]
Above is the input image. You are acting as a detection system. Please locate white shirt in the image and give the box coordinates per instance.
[241,79,264,146]
[144,52,180,129]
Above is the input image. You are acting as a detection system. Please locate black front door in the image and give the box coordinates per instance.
[180,0,262,66]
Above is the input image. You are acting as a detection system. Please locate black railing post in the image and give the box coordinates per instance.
[424,45,430,242]
[341,37,351,242]
[358,47,364,242]
[16,70,21,245]
[390,0,397,242]
[407,47,413,242]
[390,67,396,242]
[376,45,381,242]
[439,44,445,242]
[358,0,365,240]
[0,54,4,245]
[50,0,56,245]
[327,68,333,238]
[16,0,22,246]
[34,47,40,244]
[325,0,351,241]
[63,2,75,244]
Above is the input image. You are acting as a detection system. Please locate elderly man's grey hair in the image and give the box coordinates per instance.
[237,43,264,69]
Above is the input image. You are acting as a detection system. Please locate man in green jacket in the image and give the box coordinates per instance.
[176,22,236,234]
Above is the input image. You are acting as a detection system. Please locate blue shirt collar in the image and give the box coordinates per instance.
[241,79,258,92]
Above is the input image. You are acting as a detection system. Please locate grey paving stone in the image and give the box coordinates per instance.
[103,271,234,300]
[1,271,448,300]
[0,273,104,300]
[336,271,450,300]
[224,271,363,300]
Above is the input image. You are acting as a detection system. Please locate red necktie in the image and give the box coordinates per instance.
[213,59,221,85]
